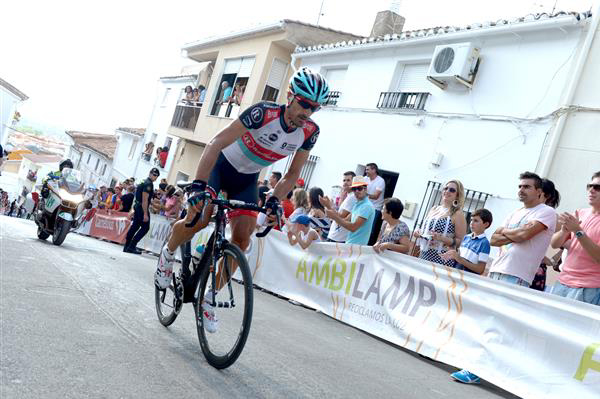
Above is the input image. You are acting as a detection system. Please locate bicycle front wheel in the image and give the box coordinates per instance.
[154,243,187,327]
[195,242,254,369]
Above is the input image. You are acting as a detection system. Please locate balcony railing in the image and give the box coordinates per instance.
[377,91,430,111]
[324,91,341,106]
[171,101,202,130]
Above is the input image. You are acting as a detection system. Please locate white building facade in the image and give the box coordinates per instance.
[279,11,594,235]
[66,131,116,188]
[132,74,201,183]
[111,127,145,183]
[0,78,28,148]
[16,154,61,198]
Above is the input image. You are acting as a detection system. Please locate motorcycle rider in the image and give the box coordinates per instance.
[41,159,74,199]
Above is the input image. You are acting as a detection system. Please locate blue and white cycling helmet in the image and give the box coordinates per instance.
[289,67,330,105]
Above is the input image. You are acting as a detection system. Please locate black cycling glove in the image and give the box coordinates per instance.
[265,196,280,212]
[190,179,207,192]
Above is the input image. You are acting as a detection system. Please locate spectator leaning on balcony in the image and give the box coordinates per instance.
[414,180,467,266]
[488,172,556,286]
[184,85,193,102]
[321,176,375,246]
[143,141,154,161]
[365,163,386,245]
[217,81,233,105]
[327,171,357,243]
[154,147,163,166]
[159,147,168,168]
[373,198,411,255]
[549,171,600,305]
[231,83,245,106]
[198,85,206,103]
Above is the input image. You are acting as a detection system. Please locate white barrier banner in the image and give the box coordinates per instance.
[245,231,600,399]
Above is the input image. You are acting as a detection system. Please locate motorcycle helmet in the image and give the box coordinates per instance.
[289,67,330,105]
[59,159,74,171]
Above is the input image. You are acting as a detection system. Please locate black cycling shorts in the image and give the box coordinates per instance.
[208,152,259,206]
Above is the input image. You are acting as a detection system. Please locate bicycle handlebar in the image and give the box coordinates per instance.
[179,184,281,237]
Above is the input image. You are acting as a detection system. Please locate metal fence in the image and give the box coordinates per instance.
[377,91,430,111]
[410,181,492,255]
[171,103,202,130]
[283,154,320,187]
[324,91,341,106]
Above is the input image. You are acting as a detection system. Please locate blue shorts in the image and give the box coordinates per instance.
[489,272,530,287]
[549,281,600,305]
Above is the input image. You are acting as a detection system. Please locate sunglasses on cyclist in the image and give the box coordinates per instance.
[443,187,457,193]
[587,183,600,191]
[352,186,366,192]
[294,95,320,112]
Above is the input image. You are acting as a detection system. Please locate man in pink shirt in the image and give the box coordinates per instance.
[489,172,557,286]
[550,171,600,305]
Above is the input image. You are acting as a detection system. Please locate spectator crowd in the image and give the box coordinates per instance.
[253,166,600,311]
[255,166,600,385]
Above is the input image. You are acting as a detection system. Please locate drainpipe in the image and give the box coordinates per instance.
[538,5,600,177]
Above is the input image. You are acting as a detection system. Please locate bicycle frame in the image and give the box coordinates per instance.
[175,187,279,306]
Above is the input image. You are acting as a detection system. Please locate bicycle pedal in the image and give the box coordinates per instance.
[216,300,235,308]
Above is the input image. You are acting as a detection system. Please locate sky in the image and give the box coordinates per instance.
[0,0,594,135]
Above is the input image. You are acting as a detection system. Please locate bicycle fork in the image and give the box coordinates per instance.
[209,243,236,309]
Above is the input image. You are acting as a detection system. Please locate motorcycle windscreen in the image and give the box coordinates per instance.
[59,168,85,194]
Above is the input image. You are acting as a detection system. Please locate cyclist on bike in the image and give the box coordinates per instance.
[155,67,329,331]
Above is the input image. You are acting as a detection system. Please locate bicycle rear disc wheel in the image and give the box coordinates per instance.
[195,242,253,369]
[154,245,186,327]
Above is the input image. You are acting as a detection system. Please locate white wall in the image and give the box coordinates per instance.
[112,131,140,181]
[545,20,600,215]
[278,19,586,238]
[135,77,192,182]
[0,88,21,147]
[78,148,112,187]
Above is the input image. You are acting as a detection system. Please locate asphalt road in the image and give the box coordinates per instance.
[0,216,520,399]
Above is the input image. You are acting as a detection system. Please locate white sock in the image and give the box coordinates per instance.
[204,289,217,305]
[163,245,174,258]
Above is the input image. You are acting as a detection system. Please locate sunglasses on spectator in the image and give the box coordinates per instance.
[352,186,366,192]
[294,95,320,112]
[587,183,600,191]
[443,187,457,193]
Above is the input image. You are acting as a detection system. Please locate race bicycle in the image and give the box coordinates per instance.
[154,183,277,369]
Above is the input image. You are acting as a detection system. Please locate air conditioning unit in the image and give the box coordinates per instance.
[427,42,480,90]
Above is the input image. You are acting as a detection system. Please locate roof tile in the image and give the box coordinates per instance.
[66,131,118,160]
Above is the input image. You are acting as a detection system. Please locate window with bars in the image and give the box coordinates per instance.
[282,154,320,188]
[378,62,431,111]
[322,67,347,106]
[410,180,492,251]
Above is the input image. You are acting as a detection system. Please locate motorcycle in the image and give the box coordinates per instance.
[33,168,91,246]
